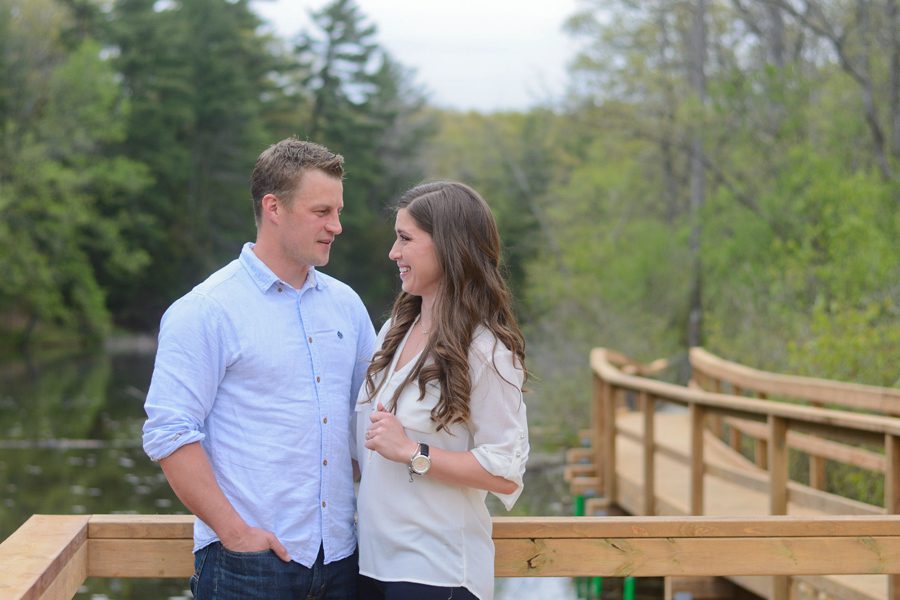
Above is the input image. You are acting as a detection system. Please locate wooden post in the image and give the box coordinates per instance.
[886,434,900,600]
[591,372,605,493]
[710,378,724,438]
[768,416,788,515]
[0,515,89,600]
[755,438,768,469]
[754,390,769,469]
[640,391,655,516]
[729,425,741,452]
[769,415,789,600]
[689,402,705,515]
[730,386,744,452]
[603,383,618,503]
[808,455,826,490]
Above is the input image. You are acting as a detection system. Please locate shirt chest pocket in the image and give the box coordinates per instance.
[308,327,355,392]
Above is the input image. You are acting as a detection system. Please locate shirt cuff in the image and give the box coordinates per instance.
[471,439,529,511]
[142,428,206,462]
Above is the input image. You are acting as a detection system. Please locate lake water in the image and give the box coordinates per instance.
[0,349,660,599]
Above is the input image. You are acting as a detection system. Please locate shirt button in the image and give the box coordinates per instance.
[323,459,328,466]
[322,417,328,424]
[316,376,321,383]
[308,336,313,343]
[277,286,283,293]
[322,501,327,508]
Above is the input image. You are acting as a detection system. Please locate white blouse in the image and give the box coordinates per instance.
[353,320,529,600]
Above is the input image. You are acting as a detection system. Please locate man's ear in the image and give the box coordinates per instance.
[260,193,280,224]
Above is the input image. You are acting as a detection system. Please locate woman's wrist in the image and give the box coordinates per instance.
[400,439,418,463]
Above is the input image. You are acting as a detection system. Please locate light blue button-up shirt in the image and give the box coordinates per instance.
[142,242,376,566]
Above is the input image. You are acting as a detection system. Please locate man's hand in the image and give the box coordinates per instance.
[221,525,291,562]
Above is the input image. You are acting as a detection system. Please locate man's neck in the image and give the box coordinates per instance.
[251,239,310,289]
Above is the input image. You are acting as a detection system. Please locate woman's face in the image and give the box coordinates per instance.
[389,208,442,300]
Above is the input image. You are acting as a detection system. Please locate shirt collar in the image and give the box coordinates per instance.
[239,242,328,293]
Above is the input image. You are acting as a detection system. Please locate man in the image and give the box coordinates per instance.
[143,138,376,599]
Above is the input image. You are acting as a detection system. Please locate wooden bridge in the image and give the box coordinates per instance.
[2,347,900,600]
[564,347,900,600]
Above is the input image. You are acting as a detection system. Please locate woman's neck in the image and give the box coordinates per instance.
[418,296,435,329]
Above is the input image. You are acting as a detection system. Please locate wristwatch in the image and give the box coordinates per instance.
[408,442,431,480]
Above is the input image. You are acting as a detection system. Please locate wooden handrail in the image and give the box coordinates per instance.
[592,348,900,440]
[5,514,900,599]
[590,346,900,599]
[690,347,900,414]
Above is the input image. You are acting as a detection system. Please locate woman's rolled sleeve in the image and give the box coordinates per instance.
[469,344,529,511]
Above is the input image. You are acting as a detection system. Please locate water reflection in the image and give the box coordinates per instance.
[0,351,187,599]
[1,351,599,599]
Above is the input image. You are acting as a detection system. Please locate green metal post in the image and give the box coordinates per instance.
[574,494,587,597]
[623,576,635,600]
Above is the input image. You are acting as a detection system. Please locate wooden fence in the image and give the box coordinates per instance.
[4,514,900,599]
[586,347,900,600]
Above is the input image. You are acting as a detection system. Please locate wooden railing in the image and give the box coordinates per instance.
[690,347,900,415]
[691,347,900,491]
[588,347,900,600]
[4,514,900,599]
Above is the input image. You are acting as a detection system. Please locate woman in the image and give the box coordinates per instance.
[354,181,529,600]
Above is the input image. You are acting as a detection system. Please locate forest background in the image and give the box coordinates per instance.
[1,0,897,453]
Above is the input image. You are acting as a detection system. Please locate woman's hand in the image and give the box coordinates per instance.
[364,402,417,463]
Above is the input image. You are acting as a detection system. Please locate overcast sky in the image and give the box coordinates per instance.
[252,0,581,112]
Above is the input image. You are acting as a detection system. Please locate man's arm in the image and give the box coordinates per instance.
[160,442,291,561]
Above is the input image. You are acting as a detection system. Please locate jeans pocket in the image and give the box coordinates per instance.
[191,543,214,598]
[214,546,292,599]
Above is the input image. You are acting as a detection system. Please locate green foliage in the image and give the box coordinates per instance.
[105,0,278,328]
[295,0,434,320]
[418,1,899,446]
[0,1,149,347]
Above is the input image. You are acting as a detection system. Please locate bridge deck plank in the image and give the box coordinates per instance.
[614,410,887,600]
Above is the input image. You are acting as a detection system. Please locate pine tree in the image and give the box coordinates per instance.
[295,0,433,318]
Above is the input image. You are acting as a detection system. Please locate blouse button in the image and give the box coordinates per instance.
[515,451,522,457]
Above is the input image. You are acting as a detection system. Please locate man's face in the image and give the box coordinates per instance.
[277,169,343,269]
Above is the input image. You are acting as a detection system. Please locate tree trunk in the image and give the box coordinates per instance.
[657,7,680,224]
[766,2,786,68]
[888,0,900,160]
[685,0,708,349]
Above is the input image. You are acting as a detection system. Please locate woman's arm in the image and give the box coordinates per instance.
[364,410,517,494]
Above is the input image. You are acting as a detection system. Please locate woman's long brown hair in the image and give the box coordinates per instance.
[364,181,527,431]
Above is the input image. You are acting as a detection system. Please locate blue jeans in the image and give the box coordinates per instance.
[191,542,358,600]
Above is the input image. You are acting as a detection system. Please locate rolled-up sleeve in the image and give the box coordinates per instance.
[142,293,234,462]
[469,346,529,511]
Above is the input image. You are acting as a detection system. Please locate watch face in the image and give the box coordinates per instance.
[411,454,431,474]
